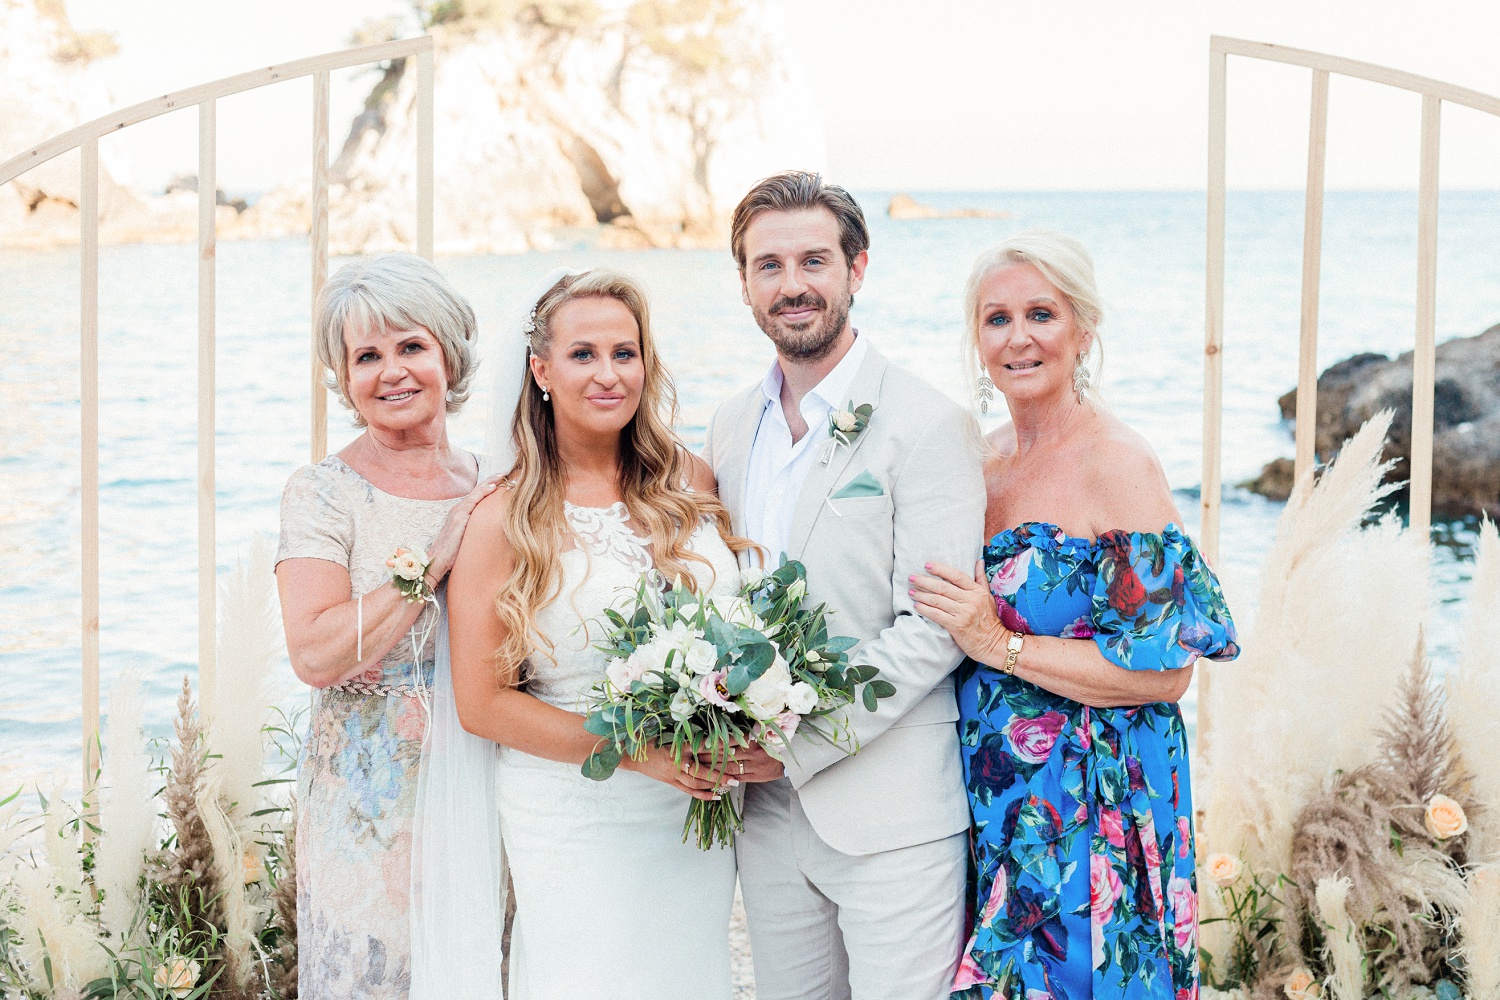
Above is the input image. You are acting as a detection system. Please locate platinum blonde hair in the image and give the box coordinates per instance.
[315,252,479,427]
[961,229,1105,410]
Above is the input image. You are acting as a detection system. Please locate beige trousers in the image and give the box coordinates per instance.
[735,778,967,1000]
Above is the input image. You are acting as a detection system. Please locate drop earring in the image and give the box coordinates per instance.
[541,385,550,402]
[977,372,996,413]
[1072,352,1091,403]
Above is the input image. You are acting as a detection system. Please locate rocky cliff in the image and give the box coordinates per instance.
[231,0,826,253]
[1243,323,1500,519]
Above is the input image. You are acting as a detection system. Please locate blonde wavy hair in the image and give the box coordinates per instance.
[492,269,753,677]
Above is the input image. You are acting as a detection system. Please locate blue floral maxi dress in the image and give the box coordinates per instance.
[951,523,1239,1000]
[276,457,462,999]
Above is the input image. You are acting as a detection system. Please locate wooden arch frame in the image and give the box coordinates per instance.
[0,36,436,798]
[1197,35,1500,755]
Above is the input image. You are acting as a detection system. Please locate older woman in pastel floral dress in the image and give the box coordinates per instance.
[276,253,498,998]
[911,232,1239,1000]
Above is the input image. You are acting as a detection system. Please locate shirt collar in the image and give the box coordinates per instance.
[759,332,870,416]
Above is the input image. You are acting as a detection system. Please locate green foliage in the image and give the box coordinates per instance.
[1199,868,1291,991]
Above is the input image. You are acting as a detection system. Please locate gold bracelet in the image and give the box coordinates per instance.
[1002,630,1024,676]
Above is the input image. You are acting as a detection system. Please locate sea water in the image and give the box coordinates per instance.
[1,190,1497,795]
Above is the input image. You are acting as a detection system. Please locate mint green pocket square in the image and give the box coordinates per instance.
[831,470,884,499]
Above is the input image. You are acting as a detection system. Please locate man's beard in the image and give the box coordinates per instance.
[751,289,852,362]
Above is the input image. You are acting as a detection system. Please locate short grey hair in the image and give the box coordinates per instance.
[314,253,479,427]
[962,230,1105,408]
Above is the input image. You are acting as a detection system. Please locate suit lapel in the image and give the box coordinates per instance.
[714,387,764,530]
[785,346,890,560]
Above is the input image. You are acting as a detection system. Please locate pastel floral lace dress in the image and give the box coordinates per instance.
[951,523,1239,1000]
[276,456,467,999]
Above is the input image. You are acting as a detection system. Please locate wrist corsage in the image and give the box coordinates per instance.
[386,546,435,603]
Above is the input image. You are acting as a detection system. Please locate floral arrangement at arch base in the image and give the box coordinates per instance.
[0,541,303,999]
[1195,413,1500,1000]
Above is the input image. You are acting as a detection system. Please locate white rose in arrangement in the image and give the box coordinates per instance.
[787,579,807,603]
[655,620,701,651]
[686,639,719,675]
[633,638,673,677]
[670,688,696,723]
[784,681,818,716]
[743,655,793,721]
[606,656,642,692]
[740,566,769,588]
[832,408,859,433]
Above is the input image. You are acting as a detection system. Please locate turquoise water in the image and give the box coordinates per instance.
[1,190,1496,795]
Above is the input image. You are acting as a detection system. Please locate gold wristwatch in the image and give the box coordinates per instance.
[1002,631,1024,676]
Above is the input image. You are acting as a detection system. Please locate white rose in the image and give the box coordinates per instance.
[784,682,818,716]
[654,620,700,651]
[743,655,793,721]
[832,409,858,433]
[740,566,769,589]
[686,639,719,675]
[605,656,639,692]
[634,638,672,677]
[787,579,807,603]
[670,688,695,723]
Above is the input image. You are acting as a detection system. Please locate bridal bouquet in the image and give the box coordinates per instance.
[581,558,894,848]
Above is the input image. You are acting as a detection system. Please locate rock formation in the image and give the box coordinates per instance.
[232,0,826,254]
[887,193,1008,220]
[1243,323,1500,519]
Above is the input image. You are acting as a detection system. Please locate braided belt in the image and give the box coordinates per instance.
[330,678,425,698]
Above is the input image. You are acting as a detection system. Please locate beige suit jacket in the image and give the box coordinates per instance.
[704,341,985,856]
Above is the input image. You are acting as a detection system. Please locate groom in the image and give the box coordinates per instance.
[702,172,985,1000]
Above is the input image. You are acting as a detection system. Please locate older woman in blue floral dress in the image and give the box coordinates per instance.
[911,232,1239,1000]
[275,253,499,998]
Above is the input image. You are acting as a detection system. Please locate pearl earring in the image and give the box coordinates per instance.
[541,385,550,402]
[445,389,455,402]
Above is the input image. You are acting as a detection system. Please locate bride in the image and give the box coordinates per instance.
[419,268,757,998]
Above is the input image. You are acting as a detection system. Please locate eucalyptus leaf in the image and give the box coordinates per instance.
[862,685,878,712]
[867,680,896,699]
[581,746,621,781]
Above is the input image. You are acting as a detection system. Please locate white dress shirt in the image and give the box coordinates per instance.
[743,334,869,564]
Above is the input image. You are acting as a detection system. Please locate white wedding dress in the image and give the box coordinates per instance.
[497,500,740,1000]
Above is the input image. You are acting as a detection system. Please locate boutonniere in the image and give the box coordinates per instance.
[820,400,875,465]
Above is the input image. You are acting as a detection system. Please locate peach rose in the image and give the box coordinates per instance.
[154,958,201,999]
[1284,967,1321,999]
[1204,852,1243,887]
[1425,794,1468,840]
[242,850,265,884]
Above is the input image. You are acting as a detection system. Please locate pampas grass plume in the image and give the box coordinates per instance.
[96,668,157,941]
[1315,875,1364,1000]
[1448,517,1500,862]
[1462,865,1500,1000]
[206,537,281,828]
[1204,412,1426,876]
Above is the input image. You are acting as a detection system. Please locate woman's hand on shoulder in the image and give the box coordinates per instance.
[910,559,1010,664]
[426,473,506,584]
[1084,420,1182,535]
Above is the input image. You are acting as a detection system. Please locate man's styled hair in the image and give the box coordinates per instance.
[730,171,870,272]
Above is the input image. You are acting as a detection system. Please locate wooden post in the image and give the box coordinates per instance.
[1295,70,1330,483]
[1197,46,1228,778]
[417,48,435,260]
[198,100,218,705]
[80,136,101,804]
[311,70,330,463]
[1411,95,1441,543]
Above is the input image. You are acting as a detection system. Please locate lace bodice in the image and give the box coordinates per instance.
[526,502,741,711]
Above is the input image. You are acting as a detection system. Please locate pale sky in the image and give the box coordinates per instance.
[61,0,1500,193]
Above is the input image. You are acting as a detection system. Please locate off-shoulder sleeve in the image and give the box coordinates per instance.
[276,463,353,569]
[1088,525,1239,671]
